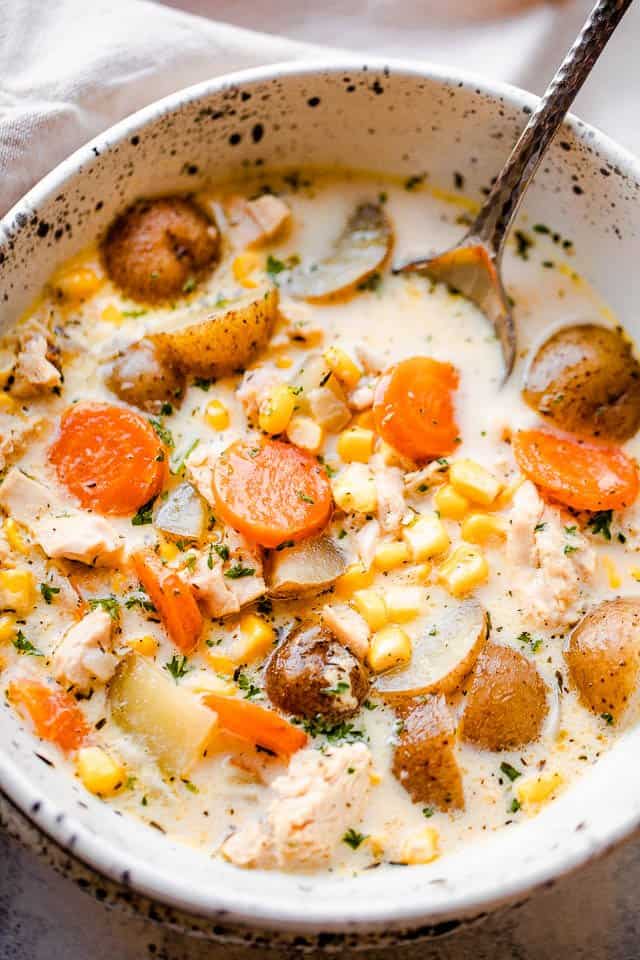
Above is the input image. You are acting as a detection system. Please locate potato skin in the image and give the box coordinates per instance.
[152,286,278,378]
[461,642,548,751]
[104,338,184,413]
[565,598,640,719]
[392,695,464,810]
[103,197,219,303]
[524,323,640,442]
[265,620,369,722]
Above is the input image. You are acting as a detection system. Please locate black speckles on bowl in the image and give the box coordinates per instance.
[1,61,640,942]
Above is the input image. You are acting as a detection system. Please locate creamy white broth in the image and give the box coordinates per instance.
[1,169,637,873]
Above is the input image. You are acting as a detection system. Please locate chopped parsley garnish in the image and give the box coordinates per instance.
[213,543,230,562]
[514,230,533,260]
[266,254,286,278]
[131,496,156,526]
[338,529,348,540]
[564,525,577,535]
[300,716,365,743]
[517,631,542,653]
[193,377,211,391]
[122,308,148,318]
[160,402,173,416]
[422,806,434,819]
[362,699,378,711]
[324,681,350,697]
[182,276,197,294]
[149,418,175,449]
[509,797,521,814]
[88,596,120,621]
[587,510,613,541]
[39,583,60,604]
[164,654,190,682]
[297,491,315,504]
[357,272,382,293]
[124,592,156,613]
[257,597,273,616]
[500,761,522,782]
[534,522,546,533]
[225,563,256,579]
[342,828,367,850]
[236,670,262,700]
[563,544,578,555]
[601,712,614,726]
[182,779,199,793]
[170,438,200,476]
[404,174,425,191]
[13,630,42,657]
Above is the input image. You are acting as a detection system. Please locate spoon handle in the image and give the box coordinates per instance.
[472,0,633,253]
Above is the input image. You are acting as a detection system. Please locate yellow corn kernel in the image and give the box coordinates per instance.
[373,540,410,572]
[402,513,449,561]
[324,345,361,389]
[275,354,293,369]
[383,586,423,623]
[205,399,230,431]
[0,393,17,413]
[630,567,640,582]
[335,563,375,599]
[602,555,621,589]
[101,303,123,325]
[449,459,501,507]
[367,834,386,859]
[337,426,375,464]
[439,545,489,597]
[407,562,432,584]
[232,252,261,288]
[286,415,324,454]
[516,772,564,809]
[55,266,102,302]
[205,650,237,676]
[127,635,158,657]
[234,613,275,663]
[4,518,28,554]
[0,614,16,644]
[258,383,295,435]
[110,571,128,594]
[400,828,440,865]
[461,513,507,545]
[369,769,383,787]
[0,569,35,616]
[76,747,125,797]
[354,409,375,430]
[368,625,412,673]
[352,589,388,631]
[332,464,377,514]
[433,483,470,520]
[158,540,180,563]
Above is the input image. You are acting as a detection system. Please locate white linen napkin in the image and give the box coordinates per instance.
[0,0,638,218]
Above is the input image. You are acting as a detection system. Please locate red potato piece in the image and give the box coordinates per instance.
[461,641,548,751]
[392,695,464,811]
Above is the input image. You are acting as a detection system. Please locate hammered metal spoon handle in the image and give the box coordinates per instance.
[397,0,634,376]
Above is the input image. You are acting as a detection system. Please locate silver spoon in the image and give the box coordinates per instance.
[395,0,633,376]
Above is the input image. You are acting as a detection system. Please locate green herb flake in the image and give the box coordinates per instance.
[182,779,199,793]
[517,630,542,653]
[266,254,286,278]
[12,630,43,657]
[165,654,190,682]
[514,230,533,260]
[601,712,614,726]
[131,496,156,526]
[509,797,521,813]
[193,377,211,391]
[124,592,156,613]
[534,522,546,533]
[170,437,200,476]
[182,276,197,294]
[500,761,522,782]
[564,544,578,555]
[39,583,60,604]
[342,828,367,850]
[236,670,262,700]
[404,174,425,191]
[149,418,175,449]
[422,806,434,819]
[88,596,120,621]
[587,510,613,541]
[225,563,256,580]
[324,681,350,697]
[357,272,382,293]
[297,491,315,504]
[213,543,230,562]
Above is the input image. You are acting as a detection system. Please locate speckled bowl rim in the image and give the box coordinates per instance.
[2,56,640,934]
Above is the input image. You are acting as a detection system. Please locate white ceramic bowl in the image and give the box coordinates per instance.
[1,59,640,940]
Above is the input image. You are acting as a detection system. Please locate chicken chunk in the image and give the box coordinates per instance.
[188,552,239,618]
[236,367,282,422]
[0,469,123,566]
[373,460,406,533]
[227,194,291,249]
[51,609,117,693]
[506,480,595,628]
[11,335,61,398]
[356,519,380,569]
[321,603,371,660]
[222,743,372,870]
[184,529,265,617]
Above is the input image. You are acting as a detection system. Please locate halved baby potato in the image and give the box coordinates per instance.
[278,202,392,302]
[374,599,487,703]
[110,654,216,776]
[151,286,279,378]
[523,323,640,442]
[267,535,347,598]
[565,598,640,720]
[461,641,548,751]
[392,694,464,811]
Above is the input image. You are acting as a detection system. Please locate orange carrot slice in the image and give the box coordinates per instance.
[49,403,166,515]
[8,679,89,751]
[205,694,307,757]
[212,440,332,548]
[132,550,202,653]
[373,356,459,461]
[513,428,639,511]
